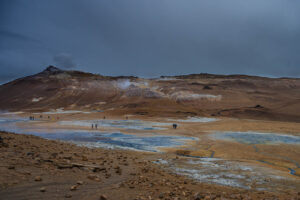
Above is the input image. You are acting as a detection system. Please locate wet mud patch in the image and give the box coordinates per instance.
[212,131,300,144]
[0,116,195,152]
[59,119,172,130]
[33,131,195,152]
[156,157,300,191]
[211,132,300,176]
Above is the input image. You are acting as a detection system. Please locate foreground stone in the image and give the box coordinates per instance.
[99,194,108,200]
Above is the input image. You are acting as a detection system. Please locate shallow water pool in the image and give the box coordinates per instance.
[59,119,172,130]
[0,116,195,152]
[212,131,300,144]
[157,157,299,191]
[33,131,194,152]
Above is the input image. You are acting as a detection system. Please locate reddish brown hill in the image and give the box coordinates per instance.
[1,66,300,122]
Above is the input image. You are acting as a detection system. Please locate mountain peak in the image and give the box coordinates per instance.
[44,65,62,72]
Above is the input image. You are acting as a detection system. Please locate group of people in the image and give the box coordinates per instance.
[29,115,59,121]
[91,123,98,129]
[91,116,108,129]
[29,116,35,120]
[29,114,178,130]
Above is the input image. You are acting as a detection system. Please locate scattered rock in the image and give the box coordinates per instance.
[0,136,8,147]
[56,163,73,169]
[40,187,46,192]
[34,176,42,181]
[99,194,108,200]
[50,152,58,158]
[63,156,72,160]
[70,185,77,191]
[105,173,111,178]
[87,174,101,182]
[159,193,164,199]
[93,166,106,172]
[65,194,72,198]
[27,152,34,156]
[8,166,15,170]
[115,167,122,175]
[254,104,264,108]
[194,192,203,200]
[76,181,83,185]
[82,156,88,161]
[203,85,212,90]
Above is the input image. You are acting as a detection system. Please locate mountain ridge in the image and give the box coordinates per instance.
[1,65,300,122]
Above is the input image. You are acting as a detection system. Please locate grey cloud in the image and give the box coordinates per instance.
[0,0,300,80]
[0,29,40,43]
[53,53,76,69]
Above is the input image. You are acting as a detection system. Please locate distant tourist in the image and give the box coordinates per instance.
[95,124,98,129]
[91,124,94,129]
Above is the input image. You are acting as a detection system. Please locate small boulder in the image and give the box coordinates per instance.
[99,195,108,200]
[34,176,42,181]
[82,156,88,161]
[254,104,263,109]
[76,181,83,185]
[87,174,101,182]
[70,185,78,191]
[204,195,211,200]
[203,85,212,90]
[40,187,46,192]
[194,192,203,200]
[159,193,164,199]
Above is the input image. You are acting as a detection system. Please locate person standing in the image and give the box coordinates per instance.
[173,123,177,129]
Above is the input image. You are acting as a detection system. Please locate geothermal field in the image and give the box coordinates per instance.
[0,66,300,199]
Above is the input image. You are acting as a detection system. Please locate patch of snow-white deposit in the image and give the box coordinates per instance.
[36,108,91,114]
[170,91,222,101]
[32,97,43,102]
[167,117,218,123]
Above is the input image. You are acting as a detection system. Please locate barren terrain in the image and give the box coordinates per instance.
[1,66,300,199]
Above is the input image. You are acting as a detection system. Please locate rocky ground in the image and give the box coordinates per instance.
[1,131,299,200]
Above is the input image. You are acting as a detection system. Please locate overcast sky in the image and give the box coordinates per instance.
[1,0,300,83]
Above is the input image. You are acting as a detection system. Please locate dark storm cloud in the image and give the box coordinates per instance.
[1,0,300,81]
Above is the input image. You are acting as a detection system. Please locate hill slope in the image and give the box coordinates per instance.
[1,66,300,122]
